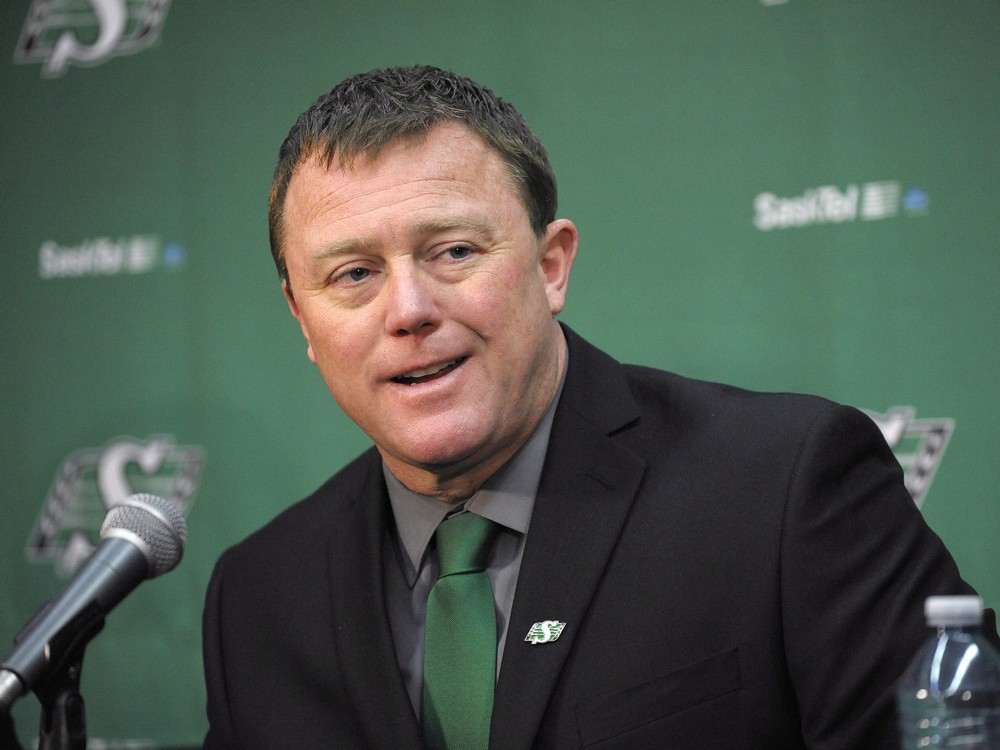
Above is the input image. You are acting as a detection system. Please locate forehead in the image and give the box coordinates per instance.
[283,123,531,268]
[285,122,516,215]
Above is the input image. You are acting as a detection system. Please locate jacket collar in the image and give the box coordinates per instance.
[490,325,647,748]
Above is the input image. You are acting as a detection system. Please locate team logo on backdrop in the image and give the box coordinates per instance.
[26,435,203,577]
[37,234,186,279]
[754,181,928,231]
[14,0,171,78]
[865,407,954,509]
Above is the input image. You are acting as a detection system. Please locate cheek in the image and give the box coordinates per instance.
[487,256,548,312]
[302,311,358,374]
[314,330,362,371]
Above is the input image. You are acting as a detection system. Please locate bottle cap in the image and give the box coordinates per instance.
[925,595,983,627]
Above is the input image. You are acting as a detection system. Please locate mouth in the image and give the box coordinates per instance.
[392,356,467,385]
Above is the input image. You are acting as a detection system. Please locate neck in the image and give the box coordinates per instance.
[385,449,521,504]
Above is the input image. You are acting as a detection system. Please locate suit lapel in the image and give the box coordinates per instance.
[490,329,647,749]
[325,452,424,747]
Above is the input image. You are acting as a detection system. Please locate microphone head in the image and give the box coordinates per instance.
[100,494,188,578]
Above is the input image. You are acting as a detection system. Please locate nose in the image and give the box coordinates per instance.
[382,264,442,336]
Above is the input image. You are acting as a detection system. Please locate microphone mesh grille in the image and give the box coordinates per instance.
[100,494,188,578]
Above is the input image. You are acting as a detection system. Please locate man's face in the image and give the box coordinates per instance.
[281,122,577,498]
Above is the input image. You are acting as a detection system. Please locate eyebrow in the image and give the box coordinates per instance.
[410,217,496,240]
[310,217,496,262]
[310,236,378,262]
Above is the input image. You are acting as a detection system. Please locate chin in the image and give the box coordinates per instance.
[393,432,491,472]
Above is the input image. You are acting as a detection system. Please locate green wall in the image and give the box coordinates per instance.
[2,2,997,746]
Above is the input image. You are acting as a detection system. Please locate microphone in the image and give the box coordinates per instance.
[0,493,187,713]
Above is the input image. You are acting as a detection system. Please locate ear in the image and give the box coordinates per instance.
[282,279,317,364]
[538,219,578,315]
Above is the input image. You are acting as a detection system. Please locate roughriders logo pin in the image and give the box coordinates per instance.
[525,620,566,645]
[27,434,203,576]
[866,407,954,509]
[14,0,171,78]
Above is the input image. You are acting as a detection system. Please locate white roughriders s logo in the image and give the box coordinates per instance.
[866,407,954,509]
[14,0,171,78]
[27,435,203,576]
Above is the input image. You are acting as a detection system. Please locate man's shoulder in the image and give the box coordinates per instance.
[562,325,873,444]
[623,362,836,418]
[615,361,886,465]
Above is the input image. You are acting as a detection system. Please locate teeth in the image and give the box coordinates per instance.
[401,359,460,379]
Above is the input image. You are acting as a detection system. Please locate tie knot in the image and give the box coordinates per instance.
[434,512,498,577]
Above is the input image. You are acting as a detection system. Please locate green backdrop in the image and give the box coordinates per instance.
[2,2,997,746]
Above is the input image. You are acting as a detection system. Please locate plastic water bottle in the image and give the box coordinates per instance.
[897,595,1000,748]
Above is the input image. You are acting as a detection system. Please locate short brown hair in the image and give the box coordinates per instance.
[268,65,558,282]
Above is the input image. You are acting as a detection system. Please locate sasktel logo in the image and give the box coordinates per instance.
[38,235,185,280]
[14,0,171,78]
[754,181,929,231]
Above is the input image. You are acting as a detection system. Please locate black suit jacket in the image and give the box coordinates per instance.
[203,327,990,748]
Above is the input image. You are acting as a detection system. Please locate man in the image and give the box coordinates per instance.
[202,66,995,748]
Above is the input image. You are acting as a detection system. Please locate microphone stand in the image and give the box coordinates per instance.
[32,612,105,750]
[1,711,23,750]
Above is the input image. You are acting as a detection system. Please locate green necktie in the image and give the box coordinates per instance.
[422,512,499,750]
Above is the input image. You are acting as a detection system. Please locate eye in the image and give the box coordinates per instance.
[446,245,473,260]
[346,267,370,282]
[328,264,375,289]
[332,266,372,285]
